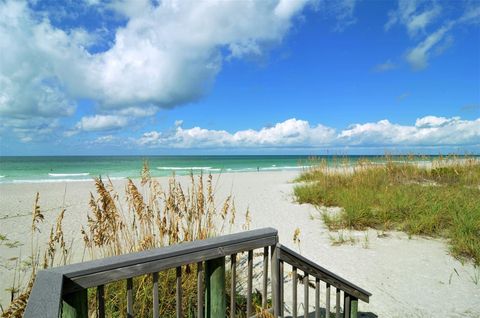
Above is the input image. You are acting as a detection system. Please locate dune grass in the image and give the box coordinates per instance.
[294,156,480,265]
[2,163,258,318]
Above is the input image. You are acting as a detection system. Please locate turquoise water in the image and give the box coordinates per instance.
[0,155,465,183]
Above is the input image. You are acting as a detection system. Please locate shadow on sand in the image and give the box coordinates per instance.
[285,309,378,318]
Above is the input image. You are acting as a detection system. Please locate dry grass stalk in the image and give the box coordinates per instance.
[79,166,240,316]
[3,164,245,317]
[3,195,67,318]
[31,192,43,233]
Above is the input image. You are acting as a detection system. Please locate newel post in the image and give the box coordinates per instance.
[205,257,226,318]
[350,297,358,318]
[271,243,281,318]
[62,289,88,318]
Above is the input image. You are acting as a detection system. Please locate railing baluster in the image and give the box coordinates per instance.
[315,278,320,318]
[97,285,105,318]
[247,250,253,318]
[127,278,133,318]
[303,274,309,318]
[326,283,331,318]
[263,246,268,309]
[231,254,237,318]
[292,267,297,318]
[197,262,204,318]
[335,288,341,318]
[344,294,350,318]
[153,272,159,318]
[176,267,183,318]
[280,260,284,318]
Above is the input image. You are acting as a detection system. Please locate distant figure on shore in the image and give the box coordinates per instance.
[257,166,259,172]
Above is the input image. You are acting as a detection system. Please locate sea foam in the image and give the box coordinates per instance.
[157,166,212,170]
[48,172,90,177]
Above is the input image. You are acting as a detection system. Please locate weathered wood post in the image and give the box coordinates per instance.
[350,297,358,318]
[271,244,280,318]
[62,290,88,318]
[205,257,226,318]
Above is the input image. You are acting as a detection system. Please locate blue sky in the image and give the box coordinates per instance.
[0,0,479,155]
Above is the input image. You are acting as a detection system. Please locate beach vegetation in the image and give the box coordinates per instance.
[469,265,480,285]
[294,155,480,265]
[1,163,253,317]
[328,231,356,246]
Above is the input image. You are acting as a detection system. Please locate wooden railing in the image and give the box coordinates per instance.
[273,244,371,318]
[24,228,371,318]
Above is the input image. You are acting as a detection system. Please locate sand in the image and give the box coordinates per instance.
[0,171,479,317]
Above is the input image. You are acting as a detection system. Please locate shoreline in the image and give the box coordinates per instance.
[0,168,310,185]
[1,169,479,316]
[1,155,477,185]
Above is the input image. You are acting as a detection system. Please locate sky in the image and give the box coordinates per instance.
[0,0,479,156]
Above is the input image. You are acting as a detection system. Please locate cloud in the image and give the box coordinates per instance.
[414,115,454,128]
[116,106,158,118]
[339,116,480,146]
[0,117,61,143]
[107,0,152,18]
[138,118,336,148]
[0,0,364,145]
[274,0,309,19]
[0,0,312,123]
[385,0,448,70]
[385,0,441,37]
[136,116,480,149]
[75,115,129,132]
[405,22,453,70]
[373,59,397,72]
[386,0,479,70]
[331,0,358,31]
[90,135,117,144]
[396,92,410,102]
[458,3,480,24]
[0,1,79,119]
[85,0,315,109]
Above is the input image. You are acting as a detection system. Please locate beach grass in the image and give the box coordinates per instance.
[294,155,480,265]
[2,163,250,317]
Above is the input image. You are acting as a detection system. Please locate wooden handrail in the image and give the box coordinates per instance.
[24,228,372,318]
[278,244,371,303]
[25,228,278,317]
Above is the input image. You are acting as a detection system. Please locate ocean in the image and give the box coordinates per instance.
[0,155,462,184]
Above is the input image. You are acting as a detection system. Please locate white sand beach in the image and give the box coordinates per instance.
[0,170,479,317]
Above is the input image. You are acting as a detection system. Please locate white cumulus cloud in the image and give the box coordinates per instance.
[83,0,314,109]
[415,115,456,128]
[136,116,480,149]
[0,0,313,122]
[138,118,336,148]
[339,116,480,146]
[0,1,80,119]
[0,0,319,143]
